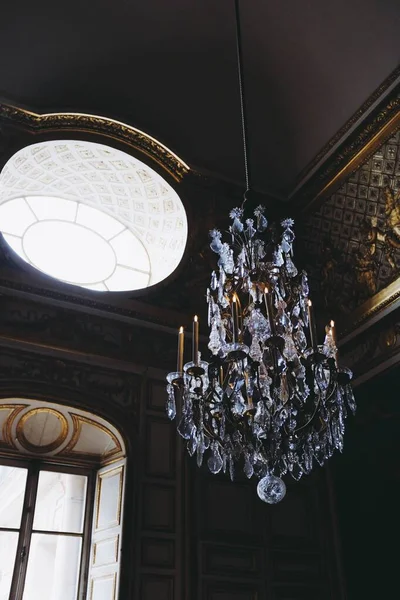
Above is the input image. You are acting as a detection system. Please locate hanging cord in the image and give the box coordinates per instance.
[234,0,251,205]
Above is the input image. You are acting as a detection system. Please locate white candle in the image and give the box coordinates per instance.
[193,316,199,365]
[177,326,184,372]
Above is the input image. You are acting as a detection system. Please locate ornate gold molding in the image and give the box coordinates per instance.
[61,413,122,464]
[295,66,400,187]
[294,90,400,211]
[16,407,69,454]
[0,104,190,182]
[339,277,400,342]
[2,404,27,447]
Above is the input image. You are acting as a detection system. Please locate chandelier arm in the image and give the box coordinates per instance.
[290,365,321,434]
[234,0,251,199]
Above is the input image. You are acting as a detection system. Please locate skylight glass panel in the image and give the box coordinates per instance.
[105,266,149,291]
[110,229,150,271]
[2,234,25,259]
[26,196,77,222]
[0,198,36,236]
[0,140,188,292]
[22,221,116,284]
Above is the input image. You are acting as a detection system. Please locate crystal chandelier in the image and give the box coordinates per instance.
[166,1,356,504]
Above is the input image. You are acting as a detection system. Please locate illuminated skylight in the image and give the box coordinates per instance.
[0,140,188,292]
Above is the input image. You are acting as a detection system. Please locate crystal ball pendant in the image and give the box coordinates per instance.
[257,475,286,504]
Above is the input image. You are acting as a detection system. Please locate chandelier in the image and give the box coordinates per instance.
[166,1,356,504]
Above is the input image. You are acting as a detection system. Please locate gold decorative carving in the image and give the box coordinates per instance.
[296,66,400,186]
[364,187,400,270]
[0,104,190,182]
[61,413,122,463]
[378,327,397,351]
[299,98,400,211]
[2,404,28,447]
[16,408,68,454]
[340,277,400,340]
[352,246,378,298]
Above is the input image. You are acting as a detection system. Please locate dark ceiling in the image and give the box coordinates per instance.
[0,0,399,198]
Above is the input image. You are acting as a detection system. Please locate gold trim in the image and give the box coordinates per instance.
[2,405,28,447]
[16,408,68,454]
[295,66,400,186]
[89,573,117,600]
[94,465,124,532]
[304,109,400,211]
[61,414,122,462]
[0,104,190,182]
[340,277,400,341]
[92,535,119,567]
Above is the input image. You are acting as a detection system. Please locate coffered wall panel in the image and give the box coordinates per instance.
[192,468,338,600]
[134,377,186,600]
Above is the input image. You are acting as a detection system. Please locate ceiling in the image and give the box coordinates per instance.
[0,0,399,199]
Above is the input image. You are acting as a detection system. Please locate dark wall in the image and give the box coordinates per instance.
[333,366,400,600]
[132,375,344,600]
[0,337,345,600]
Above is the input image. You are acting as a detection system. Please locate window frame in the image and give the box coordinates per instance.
[0,456,96,600]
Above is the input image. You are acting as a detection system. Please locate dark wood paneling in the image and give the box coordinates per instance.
[147,380,168,413]
[272,585,323,600]
[140,575,174,600]
[142,483,176,533]
[270,485,317,548]
[202,581,259,600]
[202,543,260,578]
[271,551,322,582]
[201,478,256,537]
[145,417,176,479]
[141,538,175,569]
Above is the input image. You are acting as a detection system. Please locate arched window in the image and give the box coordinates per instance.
[0,398,126,600]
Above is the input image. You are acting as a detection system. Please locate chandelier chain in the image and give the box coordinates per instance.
[234,0,251,198]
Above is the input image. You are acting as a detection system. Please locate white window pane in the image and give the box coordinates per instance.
[105,265,149,291]
[110,229,150,271]
[26,196,77,222]
[76,204,124,240]
[0,465,28,527]
[2,233,24,259]
[23,534,81,600]
[0,532,19,600]
[33,471,87,533]
[0,198,36,235]
[84,282,108,291]
[22,221,116,285]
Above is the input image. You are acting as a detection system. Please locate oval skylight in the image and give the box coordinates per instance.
[0,140,188,292]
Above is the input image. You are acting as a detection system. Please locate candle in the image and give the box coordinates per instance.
[307,300,318,349]
[330,320,337,346]
[177,326,184,372]
[330,319,339,364]
[193,315,199,366]
[231,295,240,343]
[219,366,224,386]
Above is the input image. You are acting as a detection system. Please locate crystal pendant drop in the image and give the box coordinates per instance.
[207,442,223,474]
[166,384,176,420]
[257,475,286,504]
